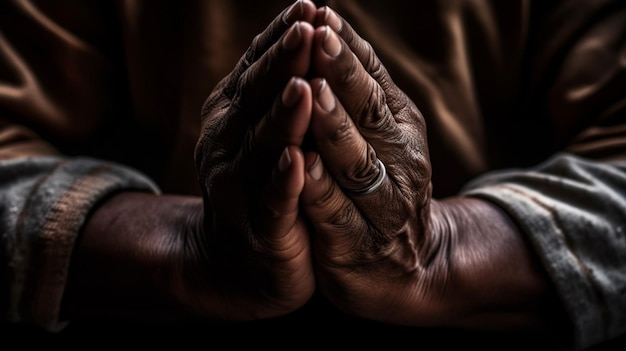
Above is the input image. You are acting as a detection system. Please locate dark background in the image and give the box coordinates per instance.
[3,295,626,350]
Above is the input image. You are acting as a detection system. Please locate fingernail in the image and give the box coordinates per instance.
[283,0,303,25]
[322,7,342,32]
[309,154,323,180]
[322,26,342,58]
[317,79,336,112]
[279,147,292,172]
[282,77,302,108]
[282,22,302,51]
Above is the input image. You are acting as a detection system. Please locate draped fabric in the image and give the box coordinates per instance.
[1,1,625,349]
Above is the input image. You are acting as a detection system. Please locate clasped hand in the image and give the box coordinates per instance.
[194,0,451,325]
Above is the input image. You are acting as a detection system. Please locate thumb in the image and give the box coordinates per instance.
[301,152,368,251]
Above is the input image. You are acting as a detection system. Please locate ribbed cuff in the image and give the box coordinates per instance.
[7,157,159,331]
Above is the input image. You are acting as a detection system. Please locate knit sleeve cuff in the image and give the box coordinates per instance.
[4,156,160,332]
[461,153,626,350]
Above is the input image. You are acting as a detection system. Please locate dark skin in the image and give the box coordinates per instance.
[63,1,319,322]
[301,7,559,330]
[62,0,559,334]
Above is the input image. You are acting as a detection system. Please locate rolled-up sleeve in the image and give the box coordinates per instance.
[0,0,164,332]
[462,153,626,350]
[1,156,159,332]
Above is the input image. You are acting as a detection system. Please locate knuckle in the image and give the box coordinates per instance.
[328,202,358,229]
[343,147,379,187]
[309,185,352,224]
[233,70,252,109]
[234,50,274,108]
[329,113,356,146]
[228,41,258,90]
[337,57,360,90]
[242,127,256,158]
[247,34,262,62]
[359,84,388,127]
[342,26,358,51]
[336,64,389,128]
[362,41,379,73]
[389,90,414,118]
[202,76,237,116]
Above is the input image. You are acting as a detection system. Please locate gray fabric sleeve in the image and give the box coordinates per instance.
[1,156,160,332]
[461,152,626,350]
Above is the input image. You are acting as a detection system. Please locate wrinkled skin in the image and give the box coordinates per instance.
[61,1,316,322]
[62,0,552,331]
[65,2,323,324]
[192,1,318,320]
[192,1,550,329]
[298,7,552,329]
[299,7,445,325]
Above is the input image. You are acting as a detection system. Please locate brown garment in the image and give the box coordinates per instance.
[1,0,626,348]
[1,0,624,197]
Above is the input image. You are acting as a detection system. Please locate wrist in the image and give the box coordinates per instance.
[61,191,205,322]
[429,197,557,331]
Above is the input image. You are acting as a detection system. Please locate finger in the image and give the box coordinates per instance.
[314,6,407,113]
[200,21,315,162]
[228,0,317,89]
[200,1,316,126]
[300,152,369,255]
[259,77,312,151]
[197,79,311,233]
[314,6,382,76]
[252,146,307,250]
[308,78,394,222]
[311,26,405,154]
[230,21,315,124]
[239,77,312,182]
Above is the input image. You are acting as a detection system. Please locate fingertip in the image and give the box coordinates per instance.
[321,26,342,58]
[284,0,302,24]
[255,146,305,240]
[274,77,312,145]
[276,146,306,192]
[315,6,342,32]
[301,153,319,204]
[278,145,304,171]
[302,152,333,204]
[278,146,293,173]
[302,152,322,193]
[282,77,304,108]
[282,21,302,50]
[308,77,324,92]
[301,152,354,233]
[283,0,318,25]
[312,26,345,78]
[282,20,319,51]
[315,78,336,113]
[307,153,323,181]
[278,21,315,75]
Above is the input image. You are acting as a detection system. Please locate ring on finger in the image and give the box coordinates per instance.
[345,158,386,196]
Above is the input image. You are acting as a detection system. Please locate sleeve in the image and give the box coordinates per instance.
[1,156,160,332]
[463,1,626,349]
[0,1,161,331]
[461,153,626,350]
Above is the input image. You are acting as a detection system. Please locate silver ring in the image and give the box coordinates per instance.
[346,158,387,196]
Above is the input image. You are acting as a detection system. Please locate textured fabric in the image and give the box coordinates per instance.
[0,0,625,349]
[463,153,626,349]
[0,157,159,331]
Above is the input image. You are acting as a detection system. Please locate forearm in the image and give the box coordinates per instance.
[430,197,562,331]
[459,154,626,349]
[1,156,159,331]
[60,192,205,323]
